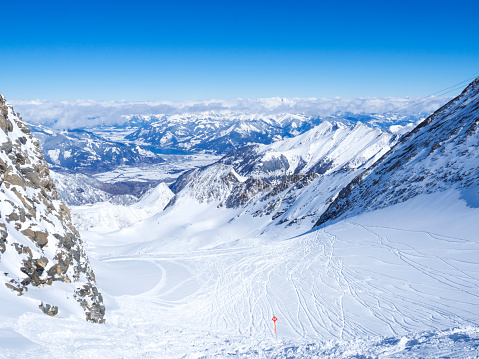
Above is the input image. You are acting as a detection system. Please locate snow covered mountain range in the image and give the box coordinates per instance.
[166,120,399,233]
[25,107,427,172]
[26,107,428,204]
[123,111,424,155]
[218,121,398,184]
[28,123,164,174]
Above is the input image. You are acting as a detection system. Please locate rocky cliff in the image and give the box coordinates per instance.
[0,95,105,322]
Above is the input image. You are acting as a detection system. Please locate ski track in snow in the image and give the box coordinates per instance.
[67,219,479,357]
[2,207,479,357]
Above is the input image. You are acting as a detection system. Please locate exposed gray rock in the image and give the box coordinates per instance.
[0,95,105,323]
[39,302,58,317]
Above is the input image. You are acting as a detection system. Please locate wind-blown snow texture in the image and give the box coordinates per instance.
[315,77,479,227]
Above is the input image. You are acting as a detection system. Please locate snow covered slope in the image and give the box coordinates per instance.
[46,188,477,358]
[0,96,104,322]
[72,182,174,232]
[220,121,397,184]
[315,77,479,227]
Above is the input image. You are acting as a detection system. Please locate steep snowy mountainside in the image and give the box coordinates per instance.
[72,182,174,232]
[169,164,252,205]
[164,121,399,237]
[0,96,104,322]
[219,121,397,184]
[315,77,479,227]
[167,163,357,240]
[29,123,164,173]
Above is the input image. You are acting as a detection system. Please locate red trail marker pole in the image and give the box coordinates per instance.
[272,316,277,336]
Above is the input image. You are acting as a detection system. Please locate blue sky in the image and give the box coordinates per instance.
[2,0,479,101]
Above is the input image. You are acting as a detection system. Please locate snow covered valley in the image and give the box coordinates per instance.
[1,190,479,358]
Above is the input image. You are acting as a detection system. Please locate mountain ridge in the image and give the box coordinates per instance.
[314,77,479,228]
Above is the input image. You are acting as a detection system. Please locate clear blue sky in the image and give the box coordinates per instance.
[2,0,478,101]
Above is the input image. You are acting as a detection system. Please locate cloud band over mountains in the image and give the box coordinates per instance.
[10,96,451,129]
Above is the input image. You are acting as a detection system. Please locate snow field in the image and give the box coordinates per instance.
[1,190,478,357]
[91,221,479,342]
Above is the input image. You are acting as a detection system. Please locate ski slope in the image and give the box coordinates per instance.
[1,190,478,357]
[89,189,479,339]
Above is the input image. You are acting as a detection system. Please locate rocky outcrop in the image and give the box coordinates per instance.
[39,302,59,316]
[171,162,324,227]
[0,95,105,323]
[252,173,319,219]
[224,178,272,208]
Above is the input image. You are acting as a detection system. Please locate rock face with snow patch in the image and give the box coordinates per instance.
[315,77,479,227]
[170,121,403,228]
[0,96,105,322]
[170,164,253,205]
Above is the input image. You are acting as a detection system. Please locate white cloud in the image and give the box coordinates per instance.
[9,96,451,129]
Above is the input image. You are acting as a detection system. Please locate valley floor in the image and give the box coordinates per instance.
[1,190,479,358]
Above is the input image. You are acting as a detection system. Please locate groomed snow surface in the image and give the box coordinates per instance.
[1,189,479,358]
